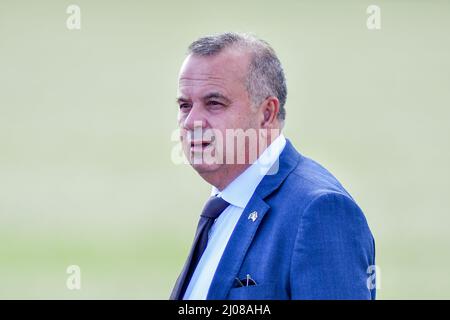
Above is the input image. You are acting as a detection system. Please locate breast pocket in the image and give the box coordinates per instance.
[226,282,282,300]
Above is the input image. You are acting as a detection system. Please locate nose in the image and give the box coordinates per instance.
[182,104,207,131]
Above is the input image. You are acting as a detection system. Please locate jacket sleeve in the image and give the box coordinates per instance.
[290,192,376,299]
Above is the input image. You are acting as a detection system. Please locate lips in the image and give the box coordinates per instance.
[190,141,212,148]
[188,136,216,154]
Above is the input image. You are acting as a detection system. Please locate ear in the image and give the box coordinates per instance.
[260,96,280,129]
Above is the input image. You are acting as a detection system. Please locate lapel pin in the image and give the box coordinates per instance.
[248,211,258,222]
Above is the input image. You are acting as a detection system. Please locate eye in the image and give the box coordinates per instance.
[179,103,191,110]
[207,101,223,107]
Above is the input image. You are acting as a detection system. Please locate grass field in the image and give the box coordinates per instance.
[1,0,449,299]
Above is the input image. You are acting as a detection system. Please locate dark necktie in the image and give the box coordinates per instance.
[170,196,230,300]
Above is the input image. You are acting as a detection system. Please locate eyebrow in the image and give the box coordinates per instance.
[176,96,190,104]
[176,92,231,105]
[202,92,231,104]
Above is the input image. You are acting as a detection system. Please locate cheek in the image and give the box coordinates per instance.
[179,128,188,146]
[234,111,258,130]
[221,108,247,128]
[208,104,255,130]
[177,112,185,125]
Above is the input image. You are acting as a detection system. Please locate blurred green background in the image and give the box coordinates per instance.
[1,0,449,299]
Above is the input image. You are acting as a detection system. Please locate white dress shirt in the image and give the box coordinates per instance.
[183,134,287,300]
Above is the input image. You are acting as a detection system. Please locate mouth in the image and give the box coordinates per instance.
[190,140,213,151]
[188,134,216,153]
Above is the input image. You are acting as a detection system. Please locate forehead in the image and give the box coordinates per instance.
[178,49,251,97]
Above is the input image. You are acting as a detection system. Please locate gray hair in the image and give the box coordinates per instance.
[187,32,287,122]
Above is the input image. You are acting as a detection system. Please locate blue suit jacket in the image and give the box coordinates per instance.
[176,139,376,300]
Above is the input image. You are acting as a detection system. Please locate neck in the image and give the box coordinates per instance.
[201,163,250,191]
[202,131,281,191]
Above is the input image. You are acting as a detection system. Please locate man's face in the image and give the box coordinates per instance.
[177,48,262,182]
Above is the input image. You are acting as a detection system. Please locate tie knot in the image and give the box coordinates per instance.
[201,196,230,220]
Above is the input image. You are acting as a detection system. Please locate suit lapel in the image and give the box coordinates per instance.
[207,140,301,299]
[206,195,269,299]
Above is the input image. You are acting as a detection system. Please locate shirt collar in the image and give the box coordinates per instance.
[211,134,287,208]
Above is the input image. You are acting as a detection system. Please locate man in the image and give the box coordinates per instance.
[170,32,376,300]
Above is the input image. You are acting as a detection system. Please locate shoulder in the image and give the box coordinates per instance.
[265,140,370,231]
[277,150,356,209]
[279,151,374,248]
[271,146,373,238]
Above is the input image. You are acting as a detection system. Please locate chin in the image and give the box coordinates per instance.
[184,146,223,174]
[190,162,222,174]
